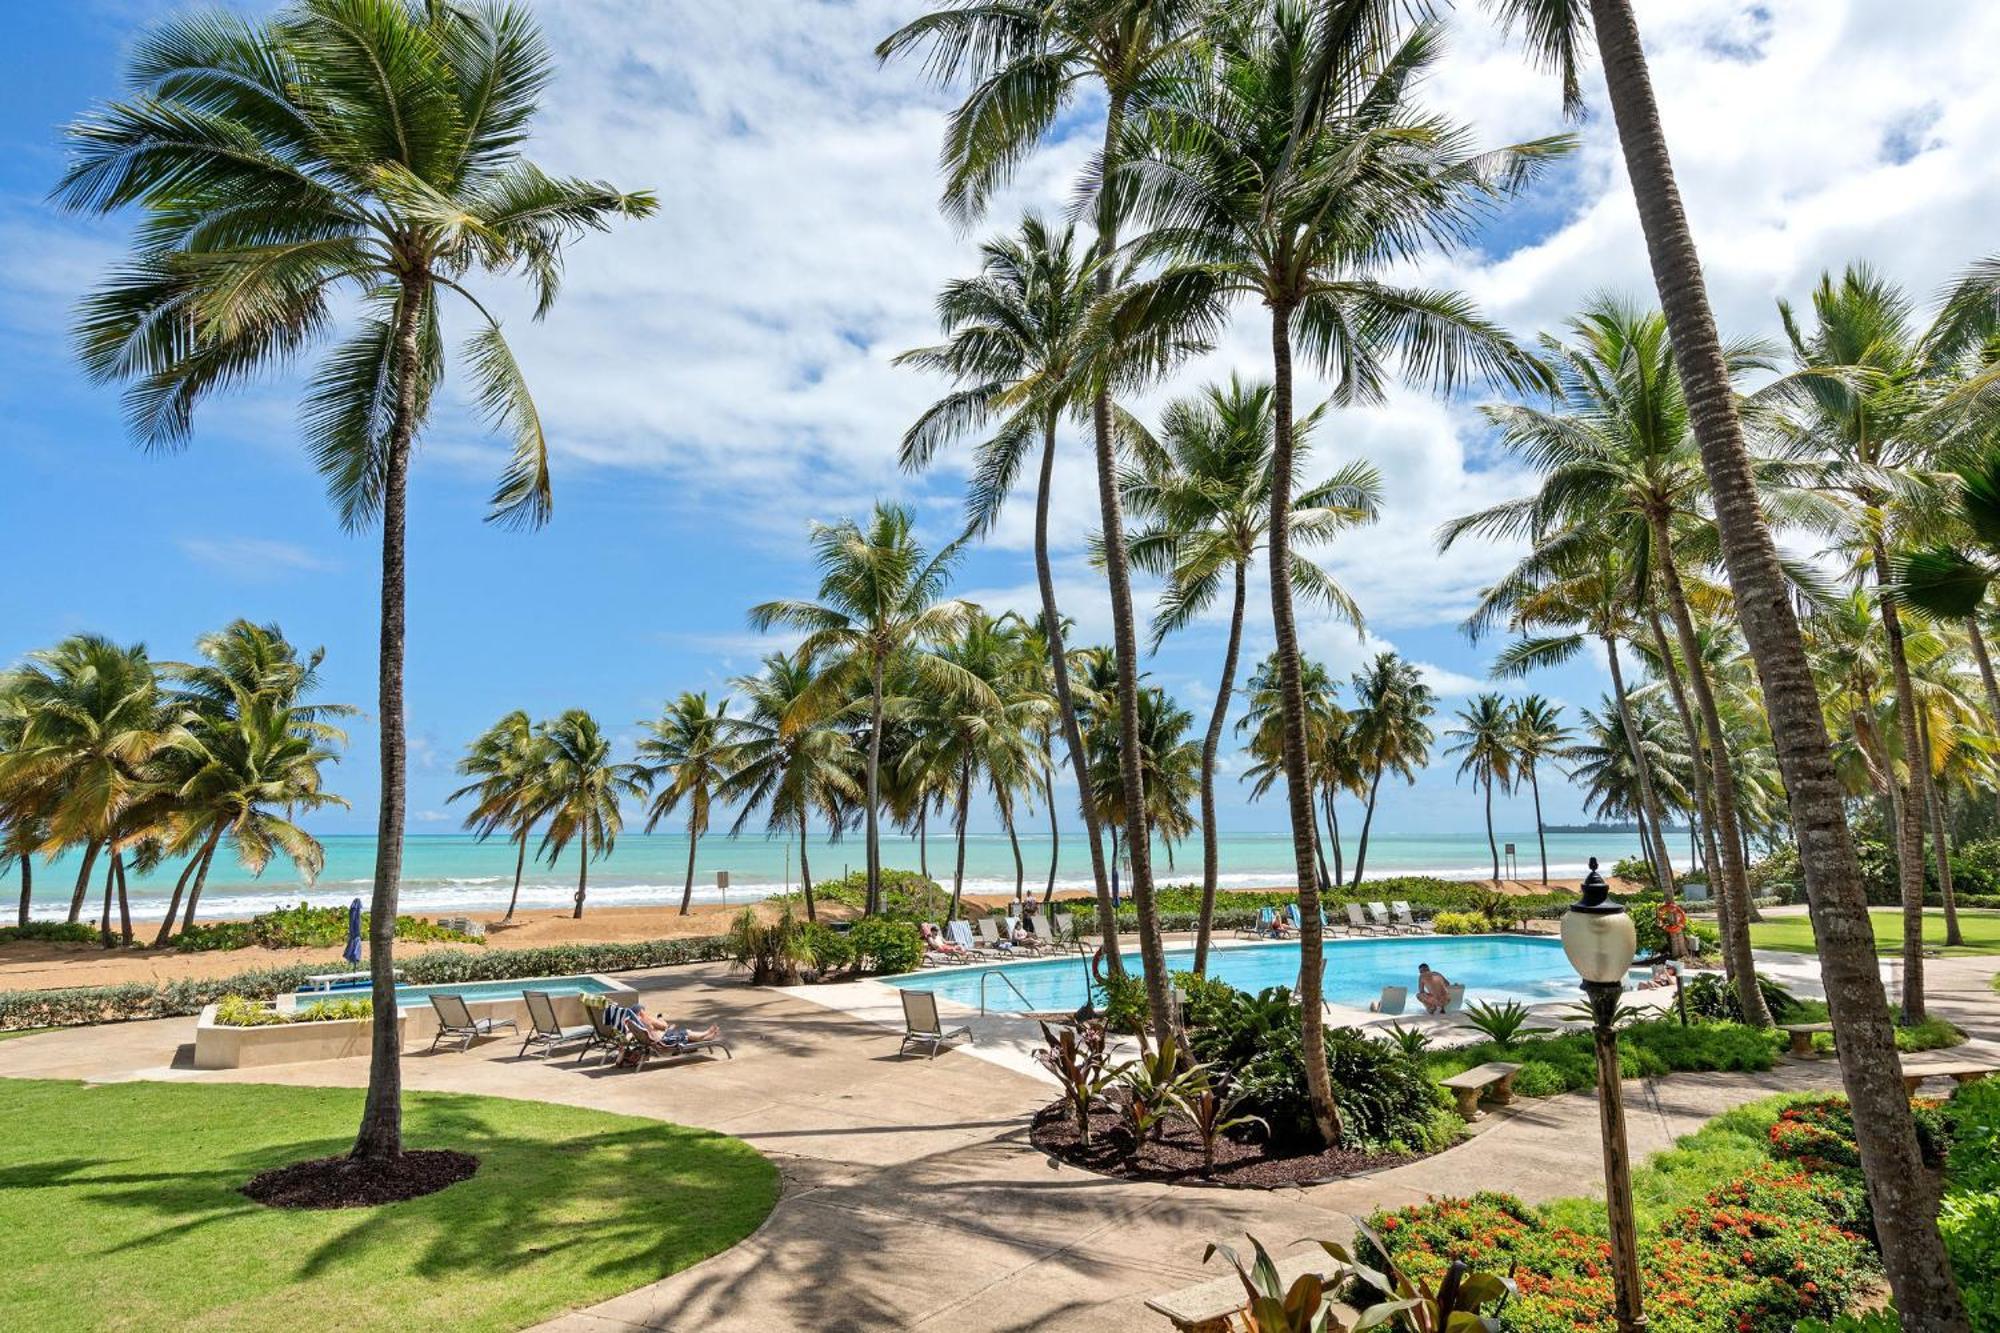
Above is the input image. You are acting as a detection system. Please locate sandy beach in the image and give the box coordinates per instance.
[0,878,1611,993]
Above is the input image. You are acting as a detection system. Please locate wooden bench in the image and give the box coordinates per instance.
[1782,1022,1835,1058]
[1440,1061,1522,1120]
[1900,1061,1999,1095]
[1146,1253,1356,1333]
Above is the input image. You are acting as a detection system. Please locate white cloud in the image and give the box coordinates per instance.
[177,537,338,578]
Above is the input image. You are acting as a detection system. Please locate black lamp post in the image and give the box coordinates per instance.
[1561,856,1646,1333]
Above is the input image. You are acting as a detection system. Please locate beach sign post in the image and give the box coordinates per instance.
[1503,843,1517,880]
[717,870,730,905]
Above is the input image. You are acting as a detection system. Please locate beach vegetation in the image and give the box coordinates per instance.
[447,712,550,923]
[177,902,479,953]
[637,692,732,918]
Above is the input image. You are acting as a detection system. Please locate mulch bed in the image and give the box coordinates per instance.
[242,1150,480,1209]
[1029,1102,1415,1188]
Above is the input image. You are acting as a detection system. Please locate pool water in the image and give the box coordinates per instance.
[883,935,1634,1012]
[297,975,615,1005]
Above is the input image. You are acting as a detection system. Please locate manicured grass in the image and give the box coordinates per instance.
[0,1026,51,1041]
[0,1079,777,1332]
[1748,907,2000,957]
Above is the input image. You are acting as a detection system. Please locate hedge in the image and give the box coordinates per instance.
[0,934,732,1030]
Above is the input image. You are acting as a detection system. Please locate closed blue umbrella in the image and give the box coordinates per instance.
[343,898,363,966]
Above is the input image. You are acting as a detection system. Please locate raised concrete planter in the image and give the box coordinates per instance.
[193,974,637,1068]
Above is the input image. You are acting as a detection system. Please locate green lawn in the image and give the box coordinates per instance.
[0,1079,778,1332]
[1748,907,2000,957]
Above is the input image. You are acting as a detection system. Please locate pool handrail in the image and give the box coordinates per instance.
[977,968,1038,1016]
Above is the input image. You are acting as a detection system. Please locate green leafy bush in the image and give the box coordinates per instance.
[0,921,98,945]
[1425,1019,1776,1100]
[1680,971,1803,1023]
[812,869,954,921]
[1747,843,1802,901]
[176,902,479,952]
[1097,971,1149,1034]
[1430,910,1485,934]
[211,992,372,1027]
[0,933,733,1030]
[1612,855,1654,888]
[846,918,922,976]
[797,922,854,973]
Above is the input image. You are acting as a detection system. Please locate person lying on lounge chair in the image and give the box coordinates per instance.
[604,1001,720,1049]
[921,921,969,959]
[1415,964,1453,1015]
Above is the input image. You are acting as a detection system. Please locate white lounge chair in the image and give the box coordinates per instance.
[519,989,596,1059]
[950,919,999,959]
[427,992,517,1052]
[1366,901,1411,934]
[1006,916,1052,952]
[897,990,971,1059]
[1442,983,1466,1014]
[1347,902,1384,935]
[1369,985,1408,1016]
[973,917,1018,955]
[1391,900,1425,932]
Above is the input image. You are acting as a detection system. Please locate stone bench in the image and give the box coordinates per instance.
[1782,1022,1835,1057]
[1440,1061,1522,1120]
[1146,1253,1355,1333]
[1901,1061,1998,1095]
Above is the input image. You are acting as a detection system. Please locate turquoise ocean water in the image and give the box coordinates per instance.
[19,828,1651,922]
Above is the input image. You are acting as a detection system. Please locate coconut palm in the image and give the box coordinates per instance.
[1474,4,1961,1312]
[1123,375,1378,968]
[0,679,41,928]
[892,216,1123,949]
[448,711,548,924]
[881,0,1220,1055]
[1567,697,1692,843]
[1439,299,1776,1024]
[1445,695,1517,884]
[1237,652,1351,895]
[1344,652,1436,887]
[1509,695,1569,885]
[56,0,654,1164]
[636,692,733,917]
[718,651,860,924]
[1088,685,1200,873]
[749,503,984,916]
[536,710,645,920]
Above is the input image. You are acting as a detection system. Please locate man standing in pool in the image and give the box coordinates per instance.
[1416,963,1453,1014]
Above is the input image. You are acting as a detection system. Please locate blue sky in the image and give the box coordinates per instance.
[5,0,1999,842]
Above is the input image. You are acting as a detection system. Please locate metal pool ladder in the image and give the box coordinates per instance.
[977,968,1036,1016]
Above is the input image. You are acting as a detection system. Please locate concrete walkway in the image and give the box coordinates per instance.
[1,954,1994,1331]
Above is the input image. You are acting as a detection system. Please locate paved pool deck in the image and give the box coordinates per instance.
[0,948,1994,1331]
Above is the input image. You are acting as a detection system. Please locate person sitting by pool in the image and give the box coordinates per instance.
[604,1000,720,1049]
[1416,964,1453,1014]
[1638,961,1677,990]
[921,921,968,959]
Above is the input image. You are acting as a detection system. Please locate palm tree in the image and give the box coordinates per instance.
[749,503,982,916]
[1118,8,1560,1139]
[56,0,654,1165]
[1089,684,1200,874]
[1473,4,1966,1317]
[1123,375,1378,970]
[1445,695,1517,884]
[1441,299,1775,1024]
[881,0,1218,1056]
[159,621,352,942]
[637,692,733,916]
[1510,695,1569,885]
[718,651,860,924]
[893,216,1123,952]
[537,710,645,920]
[1344,653,1436,887]
[0,637,180,934]
[447,712,548,924]
[1567,696,1692,845]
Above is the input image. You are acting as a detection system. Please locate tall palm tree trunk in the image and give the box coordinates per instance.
[1965,618,2000,826]
[354,279,426,1163]
[1648,519,1769,1024]
[1483,774,1500,882]
[177,839,220,934]
[504,829,528,921]
[98,851,118,947]
[1007,808,1024,905]
[1915,706,1962,947]
[15,853,30,929]
[1193,562,1249,974]
[115,855,132,945]
[949,762,971,919]
[1043,757,1061,908]
[918,803,929,880]
[1350,768,1384,887]
[1324,790,1344,886]
[154,827,220,946]
[1268,301,1342,1147]
[1602,635,1678,897]
[1644,611,1728,951]
[798,815,816,923]
[865,663,886,916]
[679,824,699,915]
[573,836,590,918]
[1870,539,1930,1021]
[66,837,100,923]
[1528,765,1549,884]
[1589,2,1967,1320]
[1311,810,1332,894]
[1035,422,1120,967]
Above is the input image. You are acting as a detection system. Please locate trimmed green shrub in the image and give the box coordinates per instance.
[846,918,922,976]
[1424,1019,1776,1099]
[812,869,953,921]
[176,902,479,951]
[212,993,373,1026]
[1097,971,1149,1034]
[0,934,734,1029]
[1430,910,1484,934]
[0,921,98,945]
[798,922,854,973]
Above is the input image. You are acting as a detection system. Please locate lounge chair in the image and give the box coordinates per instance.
[1441,983,1466,1014]
[427,991,518,1053]
[1370,986,1408,1016]
[1238,906,1279,940]
[897,989,971,1059]
[1053,912,1083,950]
[973,917,1018,955]
[1038,913,1072,951]
[1006,917,1052,953]
[1366,902,1410,934]
[1391,900,1425,932]
[1346,902,1383,935]
[518,989,597,1059]
[594,1000,731,1069]
[947,919,998,959]
[916,922,963,967]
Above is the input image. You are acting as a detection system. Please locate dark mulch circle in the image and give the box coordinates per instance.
[241,1150,480,1210]
[1030,1102,1416,1189]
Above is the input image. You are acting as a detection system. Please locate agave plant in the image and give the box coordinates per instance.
[1462,1001,1545,1049]
[1385,1024,1433,1057]
[1035,1020,1129,1148]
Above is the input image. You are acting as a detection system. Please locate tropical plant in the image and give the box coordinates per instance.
[1509,695,1571,886]
[1184,1075,1268,1176]
[1444,695,1517,884]
[749,503,980,916]
[56,0,654,1163]
[1115,1032,1202,1146]
[637,691,732,916]
[1461,1000,1541,1049]
[1035,1019,1129,1148]
[447,711,548,923]
[1345,654,1437,887]
[535,710,645,920]
[725,903,814,986]
[1124,375,1379,969]
[1202,1234,1351,1333]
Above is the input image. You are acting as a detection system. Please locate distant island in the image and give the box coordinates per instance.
[1544,821,1691,835]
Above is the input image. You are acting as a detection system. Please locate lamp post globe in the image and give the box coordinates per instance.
[1562,857,1638,985]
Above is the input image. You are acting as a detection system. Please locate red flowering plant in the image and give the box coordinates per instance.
[1768,1096,1950,1173]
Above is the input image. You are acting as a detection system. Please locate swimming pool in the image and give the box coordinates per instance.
[883,935,1635,1013]
[296,975,618,1005]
